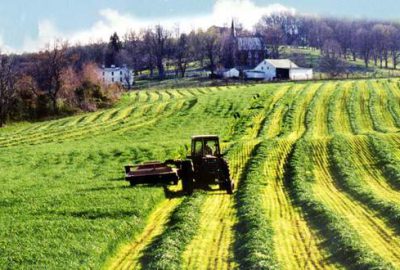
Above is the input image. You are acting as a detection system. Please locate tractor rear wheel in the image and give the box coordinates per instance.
[181,160,194,195]
[226,180,234,194]
[221,159,234,194]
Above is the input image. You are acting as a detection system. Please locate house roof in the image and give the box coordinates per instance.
[237,37,264,51]
[264,59,298,69]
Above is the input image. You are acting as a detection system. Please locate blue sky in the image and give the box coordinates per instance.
[0,0,399,52]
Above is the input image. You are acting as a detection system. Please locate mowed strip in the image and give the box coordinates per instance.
[311,141,400,267]
[263,138,340,270]
[261,83,340,269]
[0,99,188,147]
[346,136,400,205]
[355,81,376,133]
[368,81,398,133]
[180,84,293,270]
[329,82,353,135]
[309,82,335,138]
[105,198,182,270]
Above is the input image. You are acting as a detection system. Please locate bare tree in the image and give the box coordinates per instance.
[148,25,171,79]
[188,30,206,68]
[389,26,400,69]
[320,39,347,77]
[356,28,373,68]
[174,33,191,77]
[32,41,69,113]
[0,54,17,127]
[202,29,221,75]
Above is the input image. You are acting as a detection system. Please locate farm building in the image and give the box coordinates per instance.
[222,68,240,79]
[216,21,267,69]
[100,65,135,88]
[244,59,313,81]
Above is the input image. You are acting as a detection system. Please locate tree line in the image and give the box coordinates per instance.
[1,12,400,126]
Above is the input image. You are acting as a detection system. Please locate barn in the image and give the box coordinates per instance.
[245,59,313,81]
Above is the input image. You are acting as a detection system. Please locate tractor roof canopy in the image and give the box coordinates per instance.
[191,135,219,140]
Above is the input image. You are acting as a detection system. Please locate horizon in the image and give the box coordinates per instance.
[0,0,399,54]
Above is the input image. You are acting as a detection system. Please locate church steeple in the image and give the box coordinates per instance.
[231,19,236,38]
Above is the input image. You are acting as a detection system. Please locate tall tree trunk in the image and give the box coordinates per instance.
[52,97,58,114]
[157,62,164,79]
[364,56,369,68]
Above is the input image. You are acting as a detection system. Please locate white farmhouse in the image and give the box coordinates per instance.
[245,59,313,81]
[101,65,134,88]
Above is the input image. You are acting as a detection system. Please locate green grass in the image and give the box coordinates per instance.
[140,192,206,270]
[0,85,272,269]
[235,142,279,270]
[329,136,400,232]
[4,78,400,269]
[288,139,394,269]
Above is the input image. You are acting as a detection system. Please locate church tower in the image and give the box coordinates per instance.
[231,19,237,38]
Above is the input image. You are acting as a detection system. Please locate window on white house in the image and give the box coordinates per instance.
[112,72,114,76]
[112,78,114,82]
[120,71,122,75]
[120,78,123,82]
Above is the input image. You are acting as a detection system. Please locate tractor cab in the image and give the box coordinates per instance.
[188,135,233,192]
[191,135,221,157]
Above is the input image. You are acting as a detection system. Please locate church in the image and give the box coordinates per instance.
[225,21,268,69]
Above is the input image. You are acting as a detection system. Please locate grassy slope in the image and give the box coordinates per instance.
[0,86,264,269]
[3,79,400,269]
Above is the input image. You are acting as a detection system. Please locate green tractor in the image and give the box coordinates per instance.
[124,135,234,195]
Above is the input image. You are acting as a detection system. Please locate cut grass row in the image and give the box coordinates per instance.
[104,85,276,270]
[140,192,206,270]
[289,139,395,269]
[327,82,353,135]
[329,136,400,236]
[179,88,284,270]
[235,81,342,269]
[0,87,216,139]
[368,135,400,189]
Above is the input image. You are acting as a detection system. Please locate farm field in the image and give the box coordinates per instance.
[2,79,400,269]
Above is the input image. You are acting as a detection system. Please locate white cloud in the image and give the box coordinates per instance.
[15,0,295,53]
[0,35,15,53]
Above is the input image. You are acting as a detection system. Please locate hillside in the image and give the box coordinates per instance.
[2,79,400,269]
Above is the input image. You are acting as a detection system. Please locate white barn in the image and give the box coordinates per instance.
[245,59,313,81]
[101,65,134,88]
